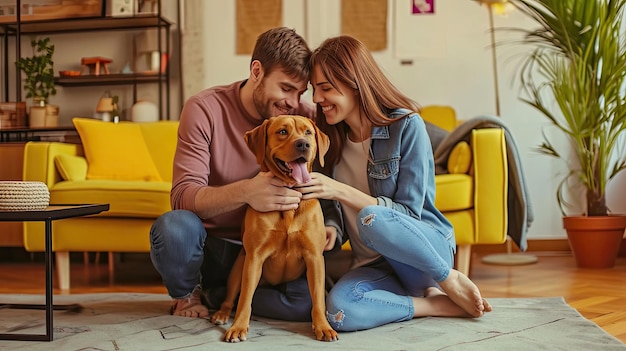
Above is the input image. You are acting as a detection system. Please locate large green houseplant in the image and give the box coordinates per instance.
[510,0,626,267]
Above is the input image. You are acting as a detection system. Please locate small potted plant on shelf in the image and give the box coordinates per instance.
[509,0,626,268]
[15,37,58,127]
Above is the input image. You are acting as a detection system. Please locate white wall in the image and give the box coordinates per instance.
[197,0,626,242]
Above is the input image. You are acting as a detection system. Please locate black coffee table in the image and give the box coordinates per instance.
[0,204,109,341]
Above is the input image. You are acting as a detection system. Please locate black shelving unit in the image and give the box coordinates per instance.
[0,1,175,122]
[0,126,77,143]
[55,73,167,86]
[0,14,171,35]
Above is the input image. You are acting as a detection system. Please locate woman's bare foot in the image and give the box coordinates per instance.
[483,298,492,313]
[413,287,492,318]
[412,287,468,317]
[423,286,446,298]
[437,269,490,317]
[170,288,209,318]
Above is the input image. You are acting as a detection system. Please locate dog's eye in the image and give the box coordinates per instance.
[278,129,288,135]
[305,129,312,135]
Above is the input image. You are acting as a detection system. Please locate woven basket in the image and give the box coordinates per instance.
[0,181,50,211]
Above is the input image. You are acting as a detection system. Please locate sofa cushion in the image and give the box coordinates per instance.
[138,121,179,182]
[50,180,171,218]
[434,174,473,211]
[55,154,88,181]
[447,141,472,174]
[73,118,162,182]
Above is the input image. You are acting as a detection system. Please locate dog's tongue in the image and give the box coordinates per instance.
[289,161,311,183]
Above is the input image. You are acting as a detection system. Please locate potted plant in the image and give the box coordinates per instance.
[15,37,58,127]
[509,0,626,268]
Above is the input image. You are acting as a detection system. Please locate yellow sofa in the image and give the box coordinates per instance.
[22,119,179,291]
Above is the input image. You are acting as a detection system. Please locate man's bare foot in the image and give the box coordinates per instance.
[438,269,490,317]
[170,288,209,318]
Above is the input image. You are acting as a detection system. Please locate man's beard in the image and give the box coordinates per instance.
[253,79,294,119]
[253,79,272,119]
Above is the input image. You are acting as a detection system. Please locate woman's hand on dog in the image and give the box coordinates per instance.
[324,226,338,251]
[295,172,339,200]
[296,172,377,212]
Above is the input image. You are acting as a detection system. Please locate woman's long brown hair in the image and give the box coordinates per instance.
[310,35,421,167]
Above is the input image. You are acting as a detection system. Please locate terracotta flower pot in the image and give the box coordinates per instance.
[563,215,626,268]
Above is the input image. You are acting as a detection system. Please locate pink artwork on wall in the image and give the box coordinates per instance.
[412,0,434,14]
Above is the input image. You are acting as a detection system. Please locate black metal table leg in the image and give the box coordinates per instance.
[0,204,109,341]
[44,218,53,341]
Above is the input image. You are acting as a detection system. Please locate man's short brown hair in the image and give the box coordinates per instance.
[251,27,311,82]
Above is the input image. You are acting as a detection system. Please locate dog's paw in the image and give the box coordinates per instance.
[313,326,339,342]
[210,308,232,325]
[223,326,248,343]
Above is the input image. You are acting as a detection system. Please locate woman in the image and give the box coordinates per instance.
[296,35,492,332]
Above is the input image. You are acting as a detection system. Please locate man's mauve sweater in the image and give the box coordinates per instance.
[170,80,315,240]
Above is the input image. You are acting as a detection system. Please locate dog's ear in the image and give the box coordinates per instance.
[312,122,330,167]
[244,118,270,167]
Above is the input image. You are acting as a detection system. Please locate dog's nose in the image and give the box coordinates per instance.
[295,139,310,152]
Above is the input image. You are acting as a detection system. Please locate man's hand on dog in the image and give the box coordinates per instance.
[246,172,302,212]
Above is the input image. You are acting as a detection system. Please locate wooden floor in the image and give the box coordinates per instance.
[472,252,626,343]
[0,251,624,344]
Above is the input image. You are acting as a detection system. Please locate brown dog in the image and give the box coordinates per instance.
[210,115,338,342]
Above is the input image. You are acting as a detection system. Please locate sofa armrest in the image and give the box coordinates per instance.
[472,128,508,244]
[23,141,84,188]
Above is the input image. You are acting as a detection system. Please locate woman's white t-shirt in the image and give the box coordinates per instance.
[335,138,381,269]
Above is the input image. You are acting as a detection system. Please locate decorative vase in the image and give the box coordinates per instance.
[563,215,626,268]
[45,104,59,127]
[29,106,47,128]
[29,97,47,128]
[131,100,158,122]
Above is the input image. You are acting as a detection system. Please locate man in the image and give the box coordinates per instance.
[150,27,337,320]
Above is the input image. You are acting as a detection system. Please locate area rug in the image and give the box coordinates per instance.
[0,293,624,350]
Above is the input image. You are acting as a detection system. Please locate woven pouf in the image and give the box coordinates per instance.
[0,181,50,211]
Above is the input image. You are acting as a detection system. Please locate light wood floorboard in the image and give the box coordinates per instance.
[0,252,624,343]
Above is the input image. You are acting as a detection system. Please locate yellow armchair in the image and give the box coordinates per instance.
[423,105,508,276]
[434,128,508,276]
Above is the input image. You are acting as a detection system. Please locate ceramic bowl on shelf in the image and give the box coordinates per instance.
[59,70,81,77]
